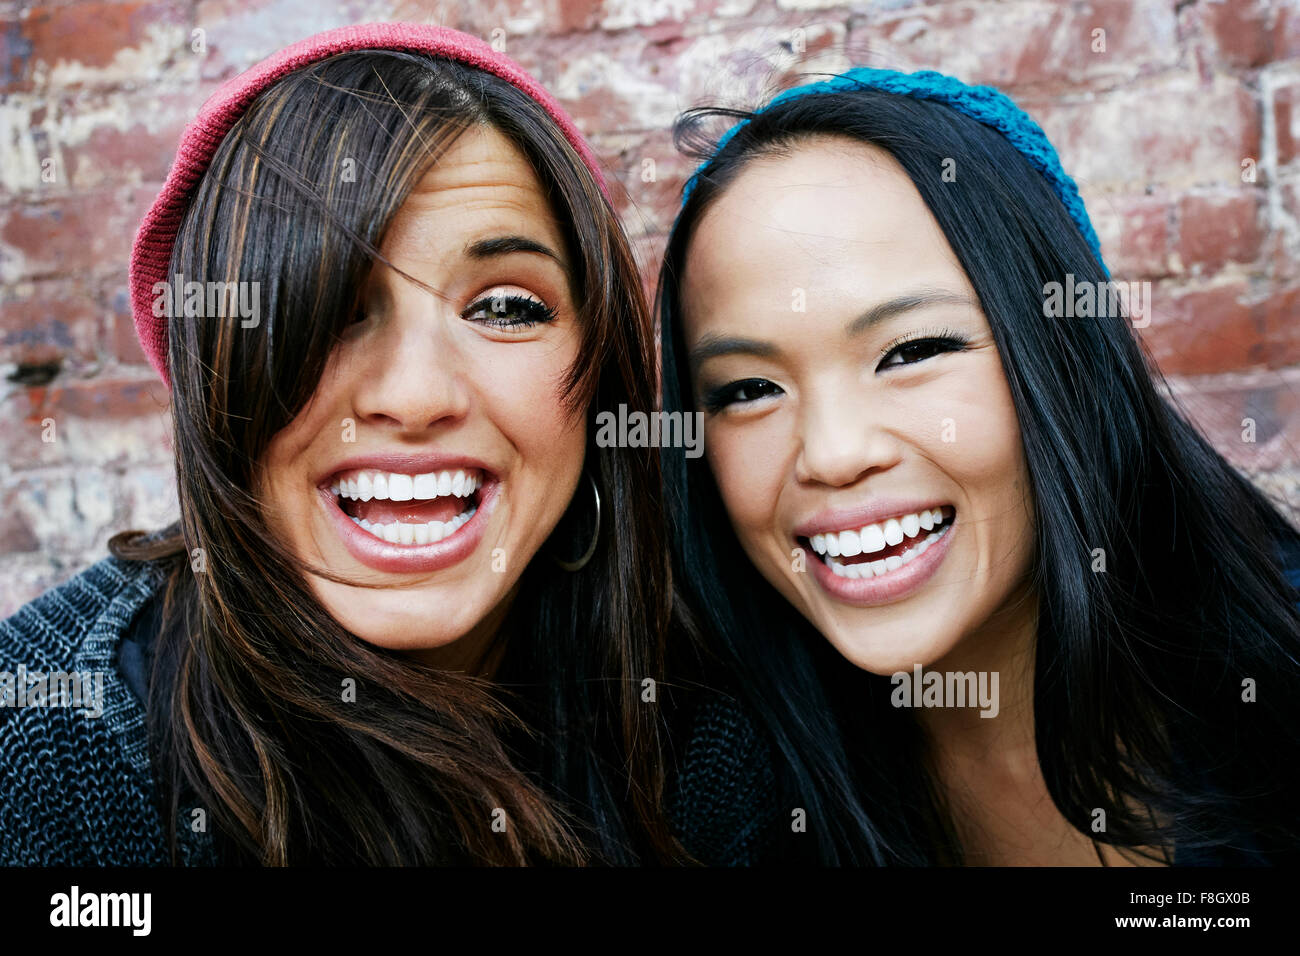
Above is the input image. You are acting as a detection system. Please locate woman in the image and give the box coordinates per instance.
[0,24,680,865]
[657,68,1300,865]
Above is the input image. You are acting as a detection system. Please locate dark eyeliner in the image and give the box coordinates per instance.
[877,326,971,369]
[700,378,781,413]
[465,293,558,329]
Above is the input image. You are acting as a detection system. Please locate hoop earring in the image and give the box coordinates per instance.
[553,471,601,572]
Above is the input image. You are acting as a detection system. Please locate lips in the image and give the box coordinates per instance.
[795,500,957,606]
[317,453,499,574]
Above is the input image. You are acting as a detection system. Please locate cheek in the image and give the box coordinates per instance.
[704,416,790,541]
[260,384,346,517]
[906,359,1026,498]
[479,337,586,456]
[910,359,1035,581]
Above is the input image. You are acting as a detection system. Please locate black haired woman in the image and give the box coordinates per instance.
[658,68,1300,866]
[0,24,686,866]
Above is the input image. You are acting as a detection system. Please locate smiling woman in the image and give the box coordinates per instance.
[657,69,1300,866]
[0,25,679,866]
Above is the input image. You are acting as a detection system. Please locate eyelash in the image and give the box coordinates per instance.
[701,328,971,413]
[877,327,971,368]
[463,293,558,329]
[702,378,782,414]
[347,293,559,331]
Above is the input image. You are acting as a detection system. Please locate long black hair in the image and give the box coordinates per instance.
[657,86,1300,864]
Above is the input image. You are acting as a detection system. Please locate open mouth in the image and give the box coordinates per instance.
[800,506,956,580]
[329,468,485,546]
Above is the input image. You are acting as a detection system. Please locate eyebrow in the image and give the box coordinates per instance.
[465,234,565,266]
[688,288,974,367]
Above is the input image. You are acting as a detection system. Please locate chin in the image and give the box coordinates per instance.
[815,613,963,677]
[312,580,498,652]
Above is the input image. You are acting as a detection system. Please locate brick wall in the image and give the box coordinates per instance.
[2,0,1297,614]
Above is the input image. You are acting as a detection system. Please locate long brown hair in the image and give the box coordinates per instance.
[111,50,677,865]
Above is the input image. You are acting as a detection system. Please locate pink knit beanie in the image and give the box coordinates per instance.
[128,22,607,388]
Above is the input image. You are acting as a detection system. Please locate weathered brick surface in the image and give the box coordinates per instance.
[2,0,1298,611]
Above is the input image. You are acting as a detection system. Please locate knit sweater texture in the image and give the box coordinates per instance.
[0,556,214,865]
[0,556,775,866]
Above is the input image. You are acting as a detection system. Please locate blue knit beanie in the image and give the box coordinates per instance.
[681,67,1105,269]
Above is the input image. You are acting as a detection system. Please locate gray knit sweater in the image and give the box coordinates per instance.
[0,555,777,866]
[0,557,216,865]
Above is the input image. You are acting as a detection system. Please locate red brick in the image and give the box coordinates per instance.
[1275,183,1300,281]
[107,282,152,366]
[593,129,694,237]
[0,484,40,553]
[58,90,196,190]
[14,1,188,89]
[1033,76,1260,191]
[1100,193,1173,279]
[0,282,103,368]
[1256,285,1300,365]
[1168,368,1300,473]
[1276,81,1299,167]
[2,18,31,91]
[524,15,846,135]
[1140,280,1300,376]
[1182,0,1300,69]
[854,0,1178,94]
[0,186,155,281]
[1176,191,1264,274]
[0,377,171,471]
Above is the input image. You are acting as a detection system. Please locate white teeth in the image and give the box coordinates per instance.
[860,524,886,554]
[333,469,483,501]
[388,474,414,502]
[822,520,952,580]
[350,504,478,546]
[807,507,951,556]
[883,518,904,546]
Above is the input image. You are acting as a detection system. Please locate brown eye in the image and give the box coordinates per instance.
[879,335,968,370]
[702,378,783,413]
[463,294,558,329]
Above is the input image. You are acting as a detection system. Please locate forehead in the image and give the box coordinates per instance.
[380,123,566,260]
[681,136,964,323]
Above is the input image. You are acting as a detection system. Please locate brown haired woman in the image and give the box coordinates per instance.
[0,24,705,866]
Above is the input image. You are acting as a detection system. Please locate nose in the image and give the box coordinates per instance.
[794,388,903,488]
[351,288,471,432]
